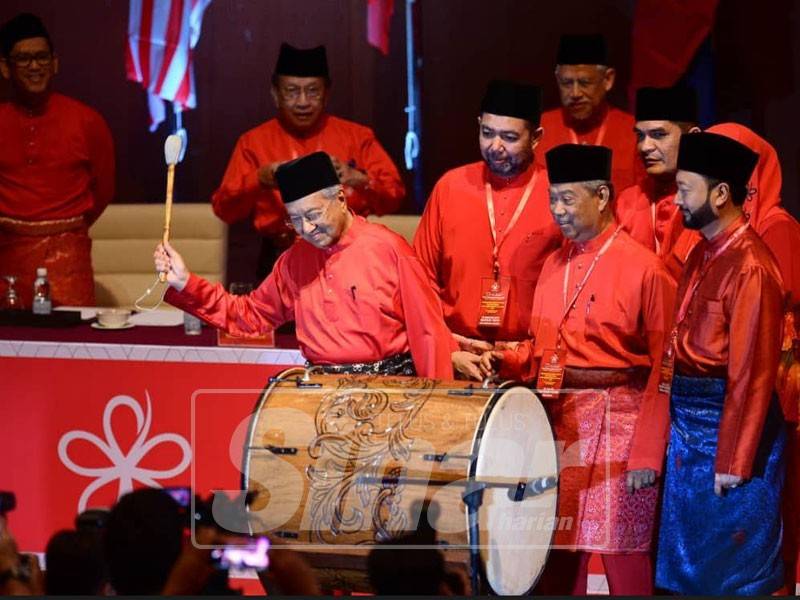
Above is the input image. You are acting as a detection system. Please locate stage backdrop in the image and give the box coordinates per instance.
[0,0,798,283]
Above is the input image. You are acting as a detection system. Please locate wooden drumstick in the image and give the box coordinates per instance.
[159,134,183,282]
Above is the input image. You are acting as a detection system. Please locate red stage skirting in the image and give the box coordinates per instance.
[0,324,303,594]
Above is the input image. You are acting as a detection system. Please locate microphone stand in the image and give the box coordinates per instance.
[462,479,486,595]
[358,474,557,595]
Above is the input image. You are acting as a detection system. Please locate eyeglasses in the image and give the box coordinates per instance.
[7,51,53,68]
[285,202,333,231]
[556,77,601,91]
[278,84,324,102]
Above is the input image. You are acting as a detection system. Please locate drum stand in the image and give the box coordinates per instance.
[360,474,557,595]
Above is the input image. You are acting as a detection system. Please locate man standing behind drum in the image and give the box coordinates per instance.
[155,152,453,379]
[481,144,675,595]
[414,80,562,379]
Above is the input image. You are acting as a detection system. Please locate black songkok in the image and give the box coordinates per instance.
[635,86,698,123]
[274,42,329,78]
[546,144,612,184]
[677,132,759,192]
[0,13,51,57]
[480,80,542,126]
[556,34,607,66]
[275,152,340,204]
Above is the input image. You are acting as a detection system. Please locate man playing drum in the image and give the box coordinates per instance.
[154,151,453,379]
[481,144,676,595]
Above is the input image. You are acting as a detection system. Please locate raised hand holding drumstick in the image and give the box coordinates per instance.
[153,241,189,291]
[159,134,184,282]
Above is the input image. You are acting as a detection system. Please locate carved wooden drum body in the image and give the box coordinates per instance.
[242,369,558,595]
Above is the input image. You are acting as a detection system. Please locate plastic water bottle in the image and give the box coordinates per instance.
[32,267,52,315]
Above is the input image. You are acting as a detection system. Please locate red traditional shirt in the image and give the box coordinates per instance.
[165,216,453,379]
[0,93,115,224]
[499,224,677,472]
[673,217,784,478]
[211,114,405,236]
[538,104,639,193]
[615,178,700,281]
[413,161,562,342]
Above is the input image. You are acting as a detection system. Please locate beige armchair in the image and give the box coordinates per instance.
[366,214,421,246]
[89,203,227,307]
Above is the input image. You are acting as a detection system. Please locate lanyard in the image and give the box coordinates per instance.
[568,114,608,147]
[485,170,538,279]
[651,202,661,255]
[673,223,749,327]
[560,225,622,329]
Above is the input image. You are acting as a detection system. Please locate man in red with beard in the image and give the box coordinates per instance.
[708,122,800,594]
[414,80,562,379]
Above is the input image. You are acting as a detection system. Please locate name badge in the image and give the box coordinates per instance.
[537,348,566,399]
[658,346,675,395]
[478,277,510,329]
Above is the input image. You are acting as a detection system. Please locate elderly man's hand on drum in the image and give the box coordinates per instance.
[452,351,484,381]
[153,241,190,291]
[625,468,657,494]
[479,350,505,378]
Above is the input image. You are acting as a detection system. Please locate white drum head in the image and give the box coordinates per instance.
[471,386,558,595]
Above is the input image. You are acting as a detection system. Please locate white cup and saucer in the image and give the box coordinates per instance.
[91,309,135,330]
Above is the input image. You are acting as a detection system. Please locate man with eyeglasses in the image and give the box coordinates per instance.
[0,13,114,307]
[479,144,675,595]
[157,152,452,379]
[212,43,405,279]
[537,34,638,194]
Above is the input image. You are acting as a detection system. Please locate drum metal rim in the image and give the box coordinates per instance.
[240,366,307,535]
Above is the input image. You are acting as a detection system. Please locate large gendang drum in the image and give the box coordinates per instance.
[242,368,558,595]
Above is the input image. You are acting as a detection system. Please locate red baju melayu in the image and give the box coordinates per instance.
[0,93,115,306]
[697,124,800,592]
[165,216,453,379]
[615,178,700,281]
[413,161,562,343]
[656,217,786,595]
[499,224,676,558]
[211,115,405,237]
[672,217,784,476]
[538,105,639,193]
[708,123,800,421]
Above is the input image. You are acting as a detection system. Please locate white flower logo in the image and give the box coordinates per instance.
[58,392,192,513]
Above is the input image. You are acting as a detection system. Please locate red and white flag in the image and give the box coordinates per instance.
[126,0,212,132]
[367,0,394,55]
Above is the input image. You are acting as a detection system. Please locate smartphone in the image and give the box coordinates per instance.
[210,536,270,571]
[163,486,192,508]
